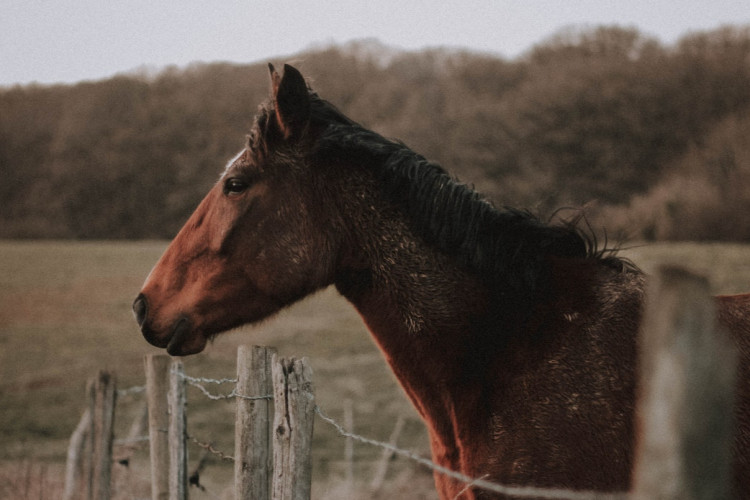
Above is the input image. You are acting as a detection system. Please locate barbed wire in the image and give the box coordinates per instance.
[178,373,272,401]
[117,385,145,397]
[313,405,627,500]
[180,374,238,385]
[176,371,627,500]
[187,433,235,462]
[120,368,627,500]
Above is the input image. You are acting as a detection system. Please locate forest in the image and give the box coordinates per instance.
[1,25,749,241]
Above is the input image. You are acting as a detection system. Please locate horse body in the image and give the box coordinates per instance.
[134,64,750,498]
[342,249,646,497]
[330,163,645,495]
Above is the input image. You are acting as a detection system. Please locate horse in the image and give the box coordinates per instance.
[133,64,750,499]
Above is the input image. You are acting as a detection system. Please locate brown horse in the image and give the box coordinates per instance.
[134,64,750,499]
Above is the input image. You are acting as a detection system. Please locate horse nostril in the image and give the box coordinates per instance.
[133,294,148,327]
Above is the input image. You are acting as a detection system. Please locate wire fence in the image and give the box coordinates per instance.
[171,371,626,500]
[65,356,628,500]
[64,267,738,499]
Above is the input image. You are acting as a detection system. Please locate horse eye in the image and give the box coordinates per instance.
[223,178,250,195]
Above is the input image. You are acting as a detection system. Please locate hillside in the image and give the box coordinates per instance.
[1,26,750,240]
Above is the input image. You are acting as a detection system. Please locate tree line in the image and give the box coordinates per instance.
[1,25,749,240]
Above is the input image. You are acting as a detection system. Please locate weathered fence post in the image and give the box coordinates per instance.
[370,415,406,493]
[63,408,91,500]
[631,265,737,499]
[88,370,117,500]
[169,360,188,500]
[235,345,276,500]
[271,355,315,500]
[112,401,149,497]
[145,354,170,500]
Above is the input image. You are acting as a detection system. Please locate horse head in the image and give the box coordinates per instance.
[134,64,340,355]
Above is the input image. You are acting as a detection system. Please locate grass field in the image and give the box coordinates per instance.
[0,240,433,499]
[2,240,750,498]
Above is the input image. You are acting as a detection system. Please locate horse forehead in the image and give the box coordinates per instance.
[220,149,246,179]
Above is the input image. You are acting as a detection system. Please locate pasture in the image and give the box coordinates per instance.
[1,240,749,497]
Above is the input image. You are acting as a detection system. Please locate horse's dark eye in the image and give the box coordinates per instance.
[223,178,249,196]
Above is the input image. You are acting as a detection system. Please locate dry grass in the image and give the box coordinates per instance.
[0,461,65,500]
[2,240,750,498]
[0,240,431,499]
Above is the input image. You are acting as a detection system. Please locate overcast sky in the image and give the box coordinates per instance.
[2,0,749,86]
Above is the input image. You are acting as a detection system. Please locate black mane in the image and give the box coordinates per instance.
[255,94,629,297]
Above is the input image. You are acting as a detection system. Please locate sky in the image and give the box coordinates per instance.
[2,0,749,87]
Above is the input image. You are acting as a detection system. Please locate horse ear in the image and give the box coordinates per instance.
[268,63,311,140]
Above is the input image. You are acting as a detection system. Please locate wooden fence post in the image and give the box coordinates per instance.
[370,415,406,493]
[63,408,91,500]
[271,356,315,500]
[88,370,117,500]
[631,265,736,499]
[235,345,276,500]
[145,354,170,500]
[112,401,149,498]
[169,360,188,500]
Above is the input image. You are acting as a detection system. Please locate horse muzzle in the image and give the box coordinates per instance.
[133,293,148,329]
[133,294,199,355]
[133,293,168,348]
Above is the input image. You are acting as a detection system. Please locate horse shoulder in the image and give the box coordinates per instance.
[467,259,644,490]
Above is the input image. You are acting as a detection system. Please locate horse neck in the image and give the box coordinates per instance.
[332,183,494,448]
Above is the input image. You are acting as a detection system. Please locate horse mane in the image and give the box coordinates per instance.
[252,93,632,299]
